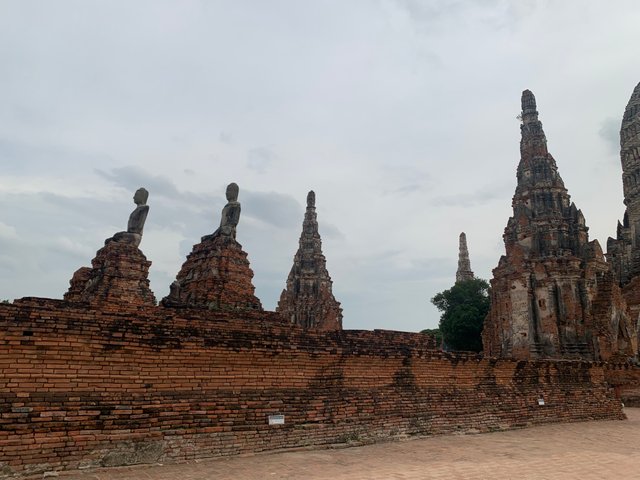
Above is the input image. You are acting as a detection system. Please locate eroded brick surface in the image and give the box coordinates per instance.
[53,408,640,480]
[277,191,342,331]
[63,242,156,307]
[161,235,262,312]
[483,91,637,361]
[607,82,640,286]
[0,299,624,478]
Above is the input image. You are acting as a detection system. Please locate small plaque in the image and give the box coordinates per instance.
[268,414,285,425]
[537,398,545,406]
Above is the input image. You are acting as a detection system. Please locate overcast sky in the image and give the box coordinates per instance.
[1,0,639,332]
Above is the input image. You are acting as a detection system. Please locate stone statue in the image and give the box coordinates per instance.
[160,280,183,306]
[106,187,149,247]
[203,183,241,241]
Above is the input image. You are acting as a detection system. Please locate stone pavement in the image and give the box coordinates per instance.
[57,408,640,480]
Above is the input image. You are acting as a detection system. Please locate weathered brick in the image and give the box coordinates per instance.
[0,299,632,478]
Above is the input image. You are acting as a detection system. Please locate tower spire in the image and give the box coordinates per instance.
[277,191,342,331]
[607,82,640,285]
[483,90,636,362]
[455,232,474,283]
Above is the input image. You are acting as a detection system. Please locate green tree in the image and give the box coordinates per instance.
[431,278,490,352]
[420,328,442,346]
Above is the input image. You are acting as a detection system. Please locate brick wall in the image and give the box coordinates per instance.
[605,363,640,406]
[0,298,625,477]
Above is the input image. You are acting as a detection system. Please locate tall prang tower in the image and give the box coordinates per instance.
[607,82,640,285]
[455,232,474,283]
[277,191,343,331]
[482,90,636,361]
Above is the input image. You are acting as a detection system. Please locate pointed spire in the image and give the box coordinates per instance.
[504,89,589,259]
[277,191,342,330]
[519,89,550,161]
[516,90,566,208]
[521,89,538,119]
[483,89,637,362]
[302,190,318,243]
[456,232,474,283]
[609,81,640,285]
[621,81,640,205]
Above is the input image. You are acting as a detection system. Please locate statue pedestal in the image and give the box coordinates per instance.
[162,235,262,311]
[64,241,156,307]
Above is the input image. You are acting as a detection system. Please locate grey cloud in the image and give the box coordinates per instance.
[219,132,233,144]
[348,252,452,284]
[0,193,108,300]
[394,0,466,26]
[396,0,536,31]
[94,166,225,232]
[247,147,277,174]
[410,257,455,282]
[6,103,52,129]
[599,117,620,155]
[95,166,183,200]
[388,184,425,196]
[1,192,119,237]
[380,164,432,196]
[430,184,511,207]
[0,187,306,308]
[243,190,302,228]
[381,164,430,181]
[319,223,345,240]
[2,0,638,333]
[96,166,305,231]
[0,137,112,174]
[332,252,453,330]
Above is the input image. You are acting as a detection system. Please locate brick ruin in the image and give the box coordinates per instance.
[159,235,262,311]
[4,89,640,477]
[161,183,262,312]
[607,82,640,322]
[482,90,637,361]
[0,299,625,477]
[64,242,156,308]
[64,188,156,308]
[455,232,474,283]
[277,191,342,330]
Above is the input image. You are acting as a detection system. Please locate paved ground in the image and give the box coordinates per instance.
[58,408,640,480]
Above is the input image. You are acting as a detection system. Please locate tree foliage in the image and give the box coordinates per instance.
[431,278,490,352]
[420,328,442,346]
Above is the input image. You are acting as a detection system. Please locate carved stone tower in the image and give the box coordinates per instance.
[607,82,640,324]
[482,90,636,361]
[455,232,474,283]
[608,82,640,285]
[277,191,342,330]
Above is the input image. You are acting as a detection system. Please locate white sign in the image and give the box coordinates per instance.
[537,398,545,406]
[268,414,285,425]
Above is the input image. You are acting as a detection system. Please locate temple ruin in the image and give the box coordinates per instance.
[277,191,342,330]
[607,82,640,324]
[5,87,640,478]
[161,183,262,311]
[64,188,156,306]
[455,232,474,283]
[482,90,637,361]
